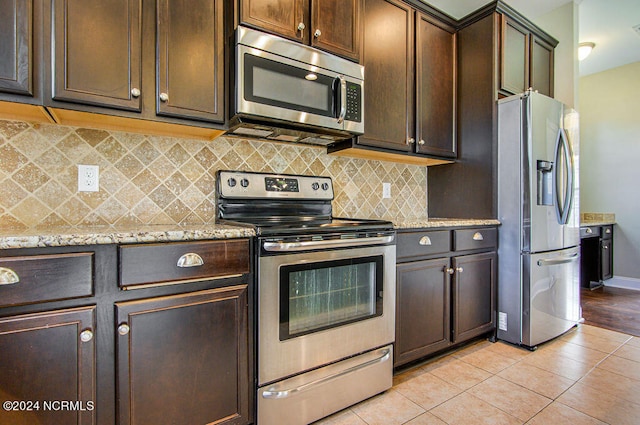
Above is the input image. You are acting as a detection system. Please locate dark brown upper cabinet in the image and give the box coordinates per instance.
[156,0,225,122]
[0,0,33,96]
[239,0,362,61]
[415,12,457,158]
[50,0,143,111]
[500,13,554,97]
[348,0,456,163]
[358,0,414,153]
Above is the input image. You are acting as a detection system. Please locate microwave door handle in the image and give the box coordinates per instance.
[336,75,346,124]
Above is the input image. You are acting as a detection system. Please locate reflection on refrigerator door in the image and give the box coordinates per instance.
[523,247,581,347]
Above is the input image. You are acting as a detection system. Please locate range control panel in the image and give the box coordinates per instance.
[217,171,333,200]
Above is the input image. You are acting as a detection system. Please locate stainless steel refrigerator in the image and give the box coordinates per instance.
[497,90,581,349]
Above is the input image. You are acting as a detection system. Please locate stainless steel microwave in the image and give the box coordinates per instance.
[228,26,364,146]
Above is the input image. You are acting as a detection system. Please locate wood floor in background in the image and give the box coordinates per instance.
[581,286,640,337]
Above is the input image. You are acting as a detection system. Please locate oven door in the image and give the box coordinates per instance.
[258,239,395,386]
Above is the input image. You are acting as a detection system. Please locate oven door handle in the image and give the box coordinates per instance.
[261,348,391,399]
[263,234,395,252]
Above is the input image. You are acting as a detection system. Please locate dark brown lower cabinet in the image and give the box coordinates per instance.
[451,252,497,343]
[395,258,451,365]
[395,227,497,368]
[116,285,250,425]
[0,306,96,425]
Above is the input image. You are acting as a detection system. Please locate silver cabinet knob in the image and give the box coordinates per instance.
[445,267,455,275]
[297,22,305,31]
[0,267,19,285]
[407,138,415,145]
[456,267,464,273]
[131,88,141,98]
[159,92,169,102]
[418,139,425,145]
[118,324,130,336]
[80,329,93,343]
[314,29,321,38]
[603,245,609,250]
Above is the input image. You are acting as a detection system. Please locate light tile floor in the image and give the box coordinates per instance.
[314,324,640,425]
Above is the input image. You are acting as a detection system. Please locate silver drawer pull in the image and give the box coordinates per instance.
[0,267,20,285]
[605,228,611,234]
[472,232,484,241]
[585,228,593,234]
[177,253,204,268]
[419,236,432,246]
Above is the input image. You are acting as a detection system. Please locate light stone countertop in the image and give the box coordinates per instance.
[580,220,616,227]
[0,223,256,250]
[0,218,501,250]
[393,218,501,230]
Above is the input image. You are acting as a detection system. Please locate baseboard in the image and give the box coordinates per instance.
[604,276,640,291]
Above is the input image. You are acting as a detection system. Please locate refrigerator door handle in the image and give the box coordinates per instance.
[536,253,579,267]
[554,128,574,225]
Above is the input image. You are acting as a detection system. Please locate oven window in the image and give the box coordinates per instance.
[279,256,383,340]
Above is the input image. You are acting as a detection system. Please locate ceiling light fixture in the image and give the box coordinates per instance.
[578,42,595,61]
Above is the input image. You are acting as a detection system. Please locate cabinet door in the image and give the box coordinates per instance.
[239,0,308,42]
[601,239,613,280]
[0,307,96,425]
[0,0,32,95]
[359,0,413,151]
[51,0,142,111]
[395,258,450,366]
[415,13,456,158]
[500,15,529,95]
[452,252,496,343]
[116,286,250,425]
[530,35,554,97]
[311,0,361,61]
[157,0,224,122]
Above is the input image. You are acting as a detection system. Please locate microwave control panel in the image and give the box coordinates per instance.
[345,82,362,123]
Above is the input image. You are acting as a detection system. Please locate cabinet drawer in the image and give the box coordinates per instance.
[119,239,250,287]
[397,230,451,261]
[453,228,497,251]
[0,252,94,308]
[580,226,600,238]
[602,225,613,240]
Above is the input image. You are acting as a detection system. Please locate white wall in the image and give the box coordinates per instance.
[579,62,640,281]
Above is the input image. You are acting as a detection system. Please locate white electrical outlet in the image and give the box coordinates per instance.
[78,164,99,192]
[382,182,391,199]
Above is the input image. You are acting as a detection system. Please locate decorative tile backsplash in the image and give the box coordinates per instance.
[0,119,428,230]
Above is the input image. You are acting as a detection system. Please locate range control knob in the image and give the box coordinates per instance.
[321,182,330,191]
[311,182,320,190]
[240,178,249,188]
[227,177,237,187]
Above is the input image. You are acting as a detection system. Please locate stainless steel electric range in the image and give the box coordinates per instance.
[216,170,396,425]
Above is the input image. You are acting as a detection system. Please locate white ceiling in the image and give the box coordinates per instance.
[420,0,640,76]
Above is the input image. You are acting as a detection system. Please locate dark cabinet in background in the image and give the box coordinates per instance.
[239,0,362,61]
[500,14,554,97]
[428,2,557,219]
[581,225,614,289]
